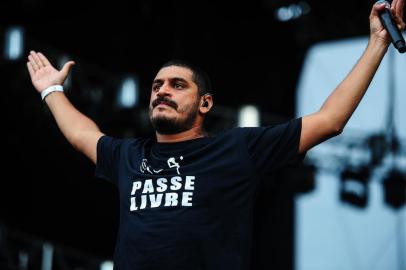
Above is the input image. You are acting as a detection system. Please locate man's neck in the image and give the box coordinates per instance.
[156,126,205,143]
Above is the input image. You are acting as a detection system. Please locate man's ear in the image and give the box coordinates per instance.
[199,94,213,114]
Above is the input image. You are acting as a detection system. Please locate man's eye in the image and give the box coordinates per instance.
[153,84,161,91]
[174,83,184,89]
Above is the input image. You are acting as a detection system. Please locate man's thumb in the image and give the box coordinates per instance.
[61,61,75,76]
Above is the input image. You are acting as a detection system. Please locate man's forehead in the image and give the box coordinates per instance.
[154,66,193,81]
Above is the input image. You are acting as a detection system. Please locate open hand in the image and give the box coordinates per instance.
[27,51,75,93]
[370,0,405,45]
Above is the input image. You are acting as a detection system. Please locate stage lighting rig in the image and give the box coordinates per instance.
[383,169,406,210]
[340,166,371,208]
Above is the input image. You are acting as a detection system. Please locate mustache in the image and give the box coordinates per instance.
[152,97,178,110]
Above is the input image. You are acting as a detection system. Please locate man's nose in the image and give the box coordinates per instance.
[156,82,172,97]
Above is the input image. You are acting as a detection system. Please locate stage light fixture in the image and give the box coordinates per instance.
[238,105,260,127]
[339,166,370,208]
[100,260,114,270]
[41,243,54,270]
[367,134,387,165]
[4,26,24,60]
[274,1,311,22]
[383,170,406,210]
[117,77,139,109]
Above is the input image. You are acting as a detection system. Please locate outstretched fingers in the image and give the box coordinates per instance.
[30,51,45,68]
[27,62,35,77]
[37,52,51,66]
[28,54,39,72]
[27,51,53,76]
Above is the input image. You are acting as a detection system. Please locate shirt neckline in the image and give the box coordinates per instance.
[153,136,210,151]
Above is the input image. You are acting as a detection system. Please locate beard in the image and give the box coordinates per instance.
[149,98,200,135]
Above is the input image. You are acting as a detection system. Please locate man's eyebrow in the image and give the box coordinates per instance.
[152,79,163,85]
[171,77,189,84]
[152,77,189,84]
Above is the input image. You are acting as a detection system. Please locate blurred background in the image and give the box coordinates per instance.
[0,0,405,269]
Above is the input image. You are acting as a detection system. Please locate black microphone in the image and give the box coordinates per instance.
[378,1,406,53]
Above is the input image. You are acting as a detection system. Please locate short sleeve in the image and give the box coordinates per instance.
[241,118,305,174]
[95,135,125,185]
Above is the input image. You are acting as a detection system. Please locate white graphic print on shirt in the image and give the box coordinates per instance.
[129,176,195,211]
[139,156,184,175]
[132,156,192,211]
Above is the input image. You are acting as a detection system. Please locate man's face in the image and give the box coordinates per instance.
[149,66,201,134]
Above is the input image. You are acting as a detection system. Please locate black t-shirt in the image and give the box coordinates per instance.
[95,118,303,270]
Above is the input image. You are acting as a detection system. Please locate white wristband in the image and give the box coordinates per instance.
[41,85,64,101]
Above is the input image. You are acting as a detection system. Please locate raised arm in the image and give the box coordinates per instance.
[27,51,104,164]
[299,0,405,153]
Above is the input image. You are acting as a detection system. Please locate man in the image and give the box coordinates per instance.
[27,1,404,269]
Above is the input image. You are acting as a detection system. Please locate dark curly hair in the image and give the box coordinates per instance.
[160,59,213,96]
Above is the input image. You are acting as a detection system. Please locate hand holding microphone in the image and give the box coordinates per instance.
[371,0,406,53]
[379,1,406,53]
